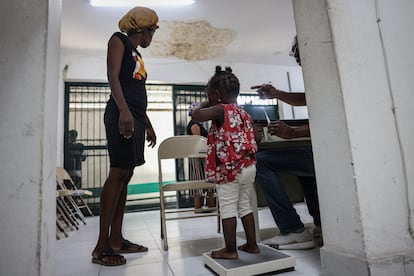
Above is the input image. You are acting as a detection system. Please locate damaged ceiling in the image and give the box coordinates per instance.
[149,20,236,61]
[61,0,298,65]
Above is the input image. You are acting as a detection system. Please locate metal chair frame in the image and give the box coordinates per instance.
[158,135,220,250]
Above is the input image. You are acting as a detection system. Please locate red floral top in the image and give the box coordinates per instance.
[206,104,257,184]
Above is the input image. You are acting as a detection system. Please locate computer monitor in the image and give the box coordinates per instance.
[241,104,279,123]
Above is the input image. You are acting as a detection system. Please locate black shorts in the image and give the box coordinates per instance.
[104,102,146,168]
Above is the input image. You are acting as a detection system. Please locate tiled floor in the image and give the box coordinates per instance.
[56,204,321,276]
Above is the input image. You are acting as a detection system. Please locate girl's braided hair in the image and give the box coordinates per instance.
[207,65,240,97]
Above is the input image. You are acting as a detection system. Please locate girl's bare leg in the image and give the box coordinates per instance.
[238,213,260,254]
[211,217,238,259]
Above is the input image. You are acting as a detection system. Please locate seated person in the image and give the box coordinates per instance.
[187,103,208,137]
[251,35,322,249]
[186,103,212,209]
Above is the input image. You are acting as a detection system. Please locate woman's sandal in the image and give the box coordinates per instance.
[92,249,126,266]
[113,239,148,254]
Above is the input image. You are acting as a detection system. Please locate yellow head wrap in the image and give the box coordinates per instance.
[118,6,159,34]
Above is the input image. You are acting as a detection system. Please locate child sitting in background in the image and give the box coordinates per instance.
[191,66,261,259]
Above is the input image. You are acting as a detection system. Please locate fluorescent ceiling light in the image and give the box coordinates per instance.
[90,0,195,7]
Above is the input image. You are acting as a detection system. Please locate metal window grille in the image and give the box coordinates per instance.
[64,82,209,213]
[63,82,272,213]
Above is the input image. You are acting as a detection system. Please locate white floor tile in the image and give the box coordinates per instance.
[100,261,174,276]
[56,206,321,276]
[168,256,213,276]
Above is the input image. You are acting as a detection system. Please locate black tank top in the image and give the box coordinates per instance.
[107,32,147,124]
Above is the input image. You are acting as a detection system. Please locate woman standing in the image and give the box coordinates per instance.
[92,6,158,266]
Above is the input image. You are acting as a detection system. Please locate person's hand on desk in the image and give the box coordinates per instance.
[267,121,295,139]
[267,121,310,139]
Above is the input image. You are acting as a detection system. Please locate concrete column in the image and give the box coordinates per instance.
[0,1,61,275]
[292,0,414,275]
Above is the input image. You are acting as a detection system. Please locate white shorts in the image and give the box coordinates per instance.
[216,164,256,219]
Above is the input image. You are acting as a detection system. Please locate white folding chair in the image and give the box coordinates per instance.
[56,167,93,224]
[158,135,220,250]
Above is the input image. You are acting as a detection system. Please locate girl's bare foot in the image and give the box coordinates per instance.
[238,243,260,254]
[211,248,238,259]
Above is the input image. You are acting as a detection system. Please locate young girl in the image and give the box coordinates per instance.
[191,66,261,259]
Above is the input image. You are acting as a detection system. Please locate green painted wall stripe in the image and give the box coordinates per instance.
[87,181,174,198]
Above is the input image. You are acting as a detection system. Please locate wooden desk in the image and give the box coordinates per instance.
[259,138,311,150]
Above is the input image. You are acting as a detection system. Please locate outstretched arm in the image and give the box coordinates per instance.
[251,84,306,106]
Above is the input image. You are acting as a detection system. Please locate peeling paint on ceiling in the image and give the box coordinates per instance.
[148,20,237,61]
